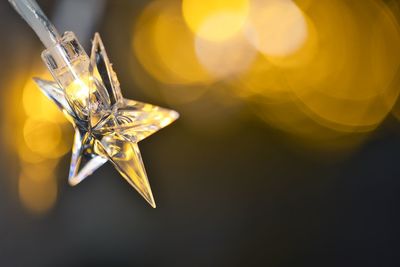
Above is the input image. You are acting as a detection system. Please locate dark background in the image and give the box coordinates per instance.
[1,1,400,266]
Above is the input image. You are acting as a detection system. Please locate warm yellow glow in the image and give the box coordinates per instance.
[284,0,400,132]
[264,16,318,68]
[22,75,66,123]
[195,31,257,78]
[5,69,74,214]
[153,3,213,84]
[65,76,91,113]
[133,0,212,86]
[18,172,57,214]
[235,55,289,101]
[18,161,58,214]
[182,0,250,42]
[23,118,62,158]
[17,142,45,164]
[20,71,71,159]
[234,0,400,141]
[21,161,59,181]
[247,0,308,57]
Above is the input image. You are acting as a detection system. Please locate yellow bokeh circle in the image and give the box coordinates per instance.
[182,0,250,42]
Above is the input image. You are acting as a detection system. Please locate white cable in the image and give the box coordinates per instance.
[8,0,61,48]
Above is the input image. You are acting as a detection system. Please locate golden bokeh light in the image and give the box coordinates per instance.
[18,159,59,214]
[5,68,73,215]
[20,160,59,182]
[22,76,66,123]
[23,118,63,158]
[195,31,257,79]
[265,23,318,69]
[132,0,400,144]
[18,171,58,214]
[248,96,369,151]
[182,0,250,42]
[246,0,309,57]
[235,0,400,139]
[284,0,400,132]
[133,0,213,86]
[17,142,46,164]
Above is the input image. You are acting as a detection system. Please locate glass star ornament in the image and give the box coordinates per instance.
[34,33,179,207]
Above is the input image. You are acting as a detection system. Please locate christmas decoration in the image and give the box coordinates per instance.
[9,0,179,207]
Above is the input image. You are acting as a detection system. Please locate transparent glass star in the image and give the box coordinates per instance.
[34,33,179,207]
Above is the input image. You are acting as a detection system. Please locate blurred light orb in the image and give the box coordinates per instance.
[247,0,308,57]
[17,143,46,164]
[182,0,250,42]
[235,55,289,100]
[22,76,66,124]
[235,0,400,139]
[23,118,62,158]
[284,0,400,132]
[9,73,73,215]
[195,32,257,79]
[133,0,212,85]
[19,172,57,214]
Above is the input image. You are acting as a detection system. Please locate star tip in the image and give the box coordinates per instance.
[145,196,157,208]
[135,185,156,208]
[32,77,54,87]
[68,177,81,187]
[32,77,45,85]
[172,110,180,120]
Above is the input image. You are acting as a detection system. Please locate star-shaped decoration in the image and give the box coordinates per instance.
[34,33,179,208]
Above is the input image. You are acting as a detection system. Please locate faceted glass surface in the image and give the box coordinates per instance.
[35,33,179,208]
